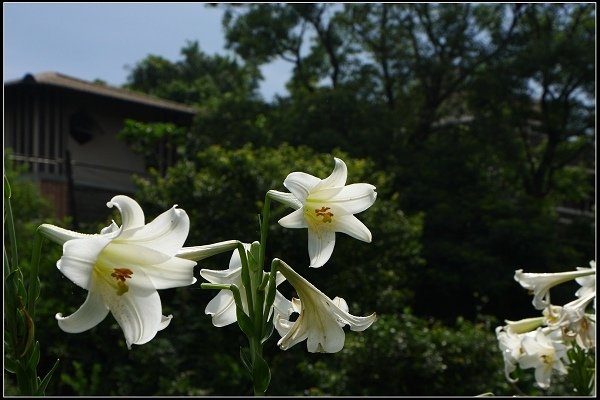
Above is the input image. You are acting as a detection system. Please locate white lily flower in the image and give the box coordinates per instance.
[573,314,595,350]
[495,326,536,382]
[514,268,596,310]
[575,260,596,310]
[273,259,376,353]
[519,328,569,389]
[269,157,377,268]
[504,316,546,334]
[199,244,290,327]
[39,195,196,348]
[177,240,239,262]
[556,293,596,350]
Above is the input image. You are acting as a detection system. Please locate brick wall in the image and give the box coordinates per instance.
[39,179,68,220]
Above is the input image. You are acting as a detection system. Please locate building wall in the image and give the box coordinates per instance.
[4,82,194,224]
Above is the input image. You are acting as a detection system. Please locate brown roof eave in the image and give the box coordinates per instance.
[4,72,197,116]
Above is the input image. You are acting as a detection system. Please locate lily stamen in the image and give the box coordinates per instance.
[111,268,133,282]
[315,207,334,223]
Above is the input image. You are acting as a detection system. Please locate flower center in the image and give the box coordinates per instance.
[540,353,554,366]
[111,268,133,296]
[315,206,334,223]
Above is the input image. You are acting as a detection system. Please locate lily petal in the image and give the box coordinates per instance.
[306,312,346,353]
[58,236,111,289]
[334,214,372,243]
[117,206,190,257]
[177,240,239,261]
[101,242,171,266]
[267,189,303,210]
[106,195,145,231]
[56,277,109,333]
[273,290,293,320]
[312,157,347,192]
[158,314,173,331]
[39,223,93,245]
[505,317,546,334]
[133,256,197,290]
[103,270,163,348]
[100,221,121,235]
[284,172,320,203]
[205,290,237,327]
[307,186,345,202]
[308,229,336,268]
[331,296,376,331]
[200,267,241,285]
[229,243,251,268]
[327,183,377,214]
[279,208,308,229]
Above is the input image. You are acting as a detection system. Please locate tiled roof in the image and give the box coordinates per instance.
[4,72,196,115]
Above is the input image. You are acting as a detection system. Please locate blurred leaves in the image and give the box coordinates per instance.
[6,2,595,396]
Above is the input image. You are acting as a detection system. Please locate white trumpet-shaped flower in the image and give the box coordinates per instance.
[518,328,569,389]
[269,157,377,268]
[504,316,546,334]
[514,267,596,310]
[496,326,536,382]
[575,260,596,310]
[273,259,376,353]
[199,244,290,327]
[39,195,196,348]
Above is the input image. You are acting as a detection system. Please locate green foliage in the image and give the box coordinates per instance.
[60,361,102,394]
[4,159,61,395]
[124,40,260,105]
[265,312,573,396]
[566,344,596,396]
[17,2,595,396]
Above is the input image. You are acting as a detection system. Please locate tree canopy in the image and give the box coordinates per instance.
[10,3,593,396]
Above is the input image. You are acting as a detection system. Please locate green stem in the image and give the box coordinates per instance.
[4,247,20,357]
[250,246,263,340]
[27,230,44,319]
[4,176,19,273]
[200,283,233,291]
[259,194,271,271]
[263,260,278,325]
[238,242,255,321]
[250,336,262,396]
[248,195,274,396]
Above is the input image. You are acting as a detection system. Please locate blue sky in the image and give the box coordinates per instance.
[3,3,292,101]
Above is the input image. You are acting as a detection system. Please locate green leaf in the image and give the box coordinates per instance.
[4,356,19,373]
[27,341,40,370]
[236,307,255,339]
[261,319,274,344]
[263,261,278,321]
[36,359,60,396]
[237,243,254,320]
[239,347,253,376]
[16,276,27,299]
[4,174,12,199]
[247,242,261,273]
[229,284,256,339]
[4,175,19,270]
[17,303,35,358]
[252,351,271,394]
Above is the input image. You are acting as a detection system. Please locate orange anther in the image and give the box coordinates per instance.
[315,206,334,223]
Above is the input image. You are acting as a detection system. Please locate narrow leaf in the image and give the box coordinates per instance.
[27,341,40,370]
[239,347,252,376]
[252,352,271,394]
[36,359,60,396]
[261,319,274,344]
